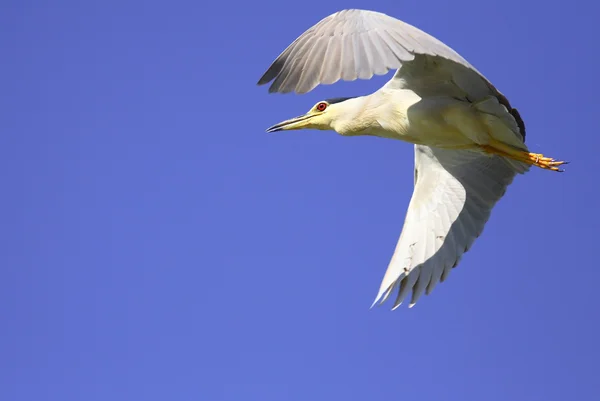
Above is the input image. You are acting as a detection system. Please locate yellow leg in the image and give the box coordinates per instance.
[482,138,568,172]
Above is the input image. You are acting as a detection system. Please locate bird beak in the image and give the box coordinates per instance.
[266,113,314,133]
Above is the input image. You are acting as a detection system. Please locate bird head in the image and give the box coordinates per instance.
[266,98,354,133]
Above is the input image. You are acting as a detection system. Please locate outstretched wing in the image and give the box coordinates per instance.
[257,9,477,94]
[373,146,527,309]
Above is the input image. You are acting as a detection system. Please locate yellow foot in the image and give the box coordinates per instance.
[525,153,568,171]
[482,139,568,172]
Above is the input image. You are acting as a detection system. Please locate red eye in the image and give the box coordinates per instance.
[316,102,327,112]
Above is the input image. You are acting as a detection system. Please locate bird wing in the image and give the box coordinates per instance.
[257,9,479,94]
[373,145,522,309]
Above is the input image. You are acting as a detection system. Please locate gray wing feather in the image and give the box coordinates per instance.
[257,9,476,94]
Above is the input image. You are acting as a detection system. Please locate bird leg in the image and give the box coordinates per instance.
[481,138,568,172]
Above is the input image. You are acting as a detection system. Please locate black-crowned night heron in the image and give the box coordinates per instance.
[257,9,566,309]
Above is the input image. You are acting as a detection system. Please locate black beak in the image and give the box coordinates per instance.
[265,114,312,133]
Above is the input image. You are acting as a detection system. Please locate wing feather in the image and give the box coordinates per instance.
[320,36,342,84]
[341,32,357,81]
[257,9,475,94]
[297,35,329,91]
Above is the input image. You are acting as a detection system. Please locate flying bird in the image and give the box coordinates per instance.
[257,9,566,309]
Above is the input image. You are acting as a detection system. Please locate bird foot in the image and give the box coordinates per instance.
[526,153,568,172]
[482,140,568,172]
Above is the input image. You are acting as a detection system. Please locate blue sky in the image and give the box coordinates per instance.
[2,1,599,400]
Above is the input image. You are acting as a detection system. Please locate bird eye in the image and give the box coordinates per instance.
[316,102,327,112]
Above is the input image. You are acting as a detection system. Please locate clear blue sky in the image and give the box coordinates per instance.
[2,1,599,400]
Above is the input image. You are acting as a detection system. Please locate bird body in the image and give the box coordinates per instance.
[258,9,566,308]
[291,88,504,150]
[363,88,483,148]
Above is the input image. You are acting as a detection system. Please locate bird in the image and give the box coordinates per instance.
[257,9,566,309]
